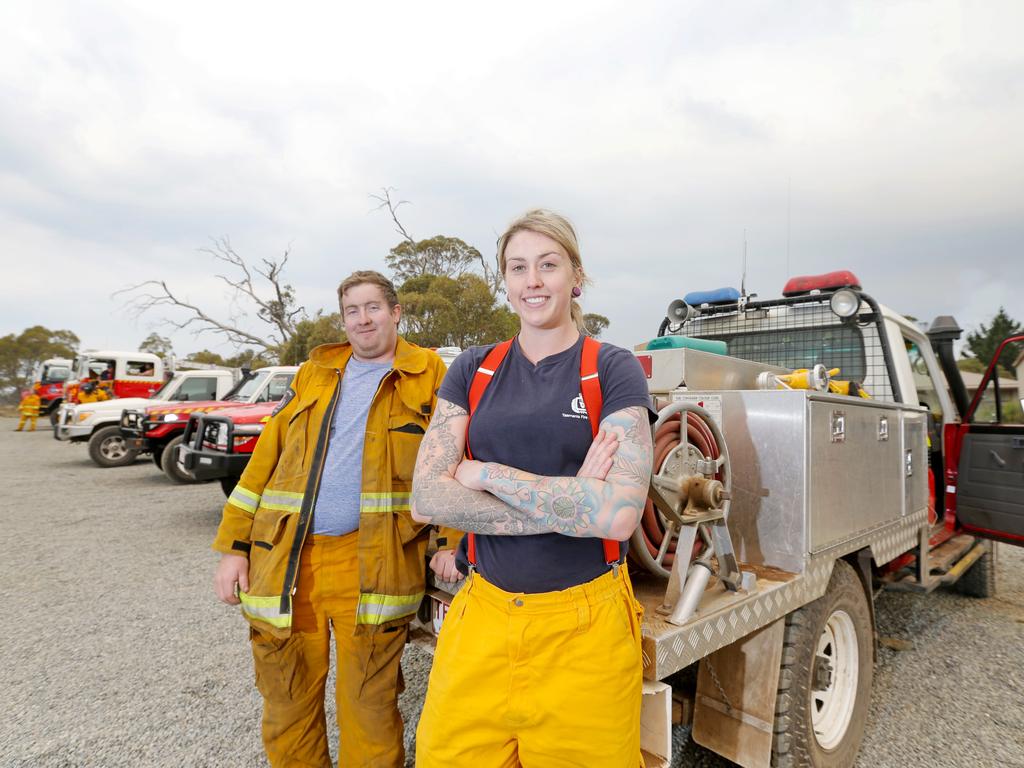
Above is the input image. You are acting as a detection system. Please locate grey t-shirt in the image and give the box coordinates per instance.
[312,357,391,536]
[439,335,655,593]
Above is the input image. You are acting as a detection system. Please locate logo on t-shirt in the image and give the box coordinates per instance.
[562,393,588,420]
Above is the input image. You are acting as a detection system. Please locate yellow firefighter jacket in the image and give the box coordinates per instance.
[212,337,455,638]
[19,392,41,415]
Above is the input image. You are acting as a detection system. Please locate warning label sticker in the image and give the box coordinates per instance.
[669,392,723,432]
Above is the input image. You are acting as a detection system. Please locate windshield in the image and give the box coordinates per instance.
[149,375,180,401]
[42,365,70,383]
[226,370,270,402]
[702,325,868,383]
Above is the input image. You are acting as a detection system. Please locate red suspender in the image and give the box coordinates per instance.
[465,336,621,568]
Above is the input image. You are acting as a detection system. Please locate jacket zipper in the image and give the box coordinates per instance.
[278,366,397,615]
[278,369,342,615]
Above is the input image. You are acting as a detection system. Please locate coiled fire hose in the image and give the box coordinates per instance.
[629,404,723,576]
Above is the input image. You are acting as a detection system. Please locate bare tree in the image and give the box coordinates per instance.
[371,187,504,295]
[115,237,306,356]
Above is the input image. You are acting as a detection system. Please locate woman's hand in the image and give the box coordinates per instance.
[454,459,486,491]
[576,429,619,480]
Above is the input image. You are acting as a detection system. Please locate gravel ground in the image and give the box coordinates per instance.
[1,420,1022,767]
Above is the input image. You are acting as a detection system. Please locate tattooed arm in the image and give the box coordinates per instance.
[411,399,652,540]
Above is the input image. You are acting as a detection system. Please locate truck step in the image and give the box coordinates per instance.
[927,534,975,574]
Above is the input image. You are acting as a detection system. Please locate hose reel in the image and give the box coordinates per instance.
[630,401,749,625]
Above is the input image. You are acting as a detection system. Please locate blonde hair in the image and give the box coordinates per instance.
[337,270,399,311]
[496,208,591,333]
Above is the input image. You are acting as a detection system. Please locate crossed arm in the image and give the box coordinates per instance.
[410,399,653,541]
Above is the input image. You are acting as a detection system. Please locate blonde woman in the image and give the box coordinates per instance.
[412,209,654,766]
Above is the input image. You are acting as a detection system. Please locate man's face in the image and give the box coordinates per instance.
[341,283,401,363]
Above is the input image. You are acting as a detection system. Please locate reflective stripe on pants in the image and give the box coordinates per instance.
[250,533,407,768]
[416,566,645,768]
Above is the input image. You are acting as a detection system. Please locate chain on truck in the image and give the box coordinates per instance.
[410,270,1023,768]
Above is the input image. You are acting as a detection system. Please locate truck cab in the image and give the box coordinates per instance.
[64,350,165,406]
[31,357,72,418]
[120,366,298,483]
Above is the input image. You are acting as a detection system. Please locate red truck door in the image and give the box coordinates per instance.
[951,334,1024,546]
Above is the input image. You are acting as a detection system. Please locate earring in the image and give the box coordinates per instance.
[571,286,582,298]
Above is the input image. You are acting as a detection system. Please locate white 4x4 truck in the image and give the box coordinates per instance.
[55,368,239,467]
[417,270,1023,768]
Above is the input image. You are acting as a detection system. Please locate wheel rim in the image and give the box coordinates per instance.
[101,436,128,461]
[812,609,859,750]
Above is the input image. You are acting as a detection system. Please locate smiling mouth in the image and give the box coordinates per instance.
[522,296,548,306]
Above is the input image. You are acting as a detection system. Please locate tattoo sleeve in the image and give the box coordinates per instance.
[411,401,654,541]
[411,399,553,535]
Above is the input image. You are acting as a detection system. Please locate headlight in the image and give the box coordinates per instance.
[830,289,861,318]
[162,413,180,422]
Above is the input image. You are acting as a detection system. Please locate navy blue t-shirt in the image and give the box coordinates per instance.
[439,335,655,593]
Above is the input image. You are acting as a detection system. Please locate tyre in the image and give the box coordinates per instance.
[772,559,873,768]
[955,541,997,598]
[161,434,201,484]
[151,444,165,468]
[49,406,61,427]
[219,477,238,497]
[87,425,138,468]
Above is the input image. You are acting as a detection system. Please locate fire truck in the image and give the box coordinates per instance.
[30,358,72,419]
[119,366,298,484]
[62,350,165,407]
[409,270,1022,768]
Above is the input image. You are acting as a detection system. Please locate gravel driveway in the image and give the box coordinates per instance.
[2,421,1022,767]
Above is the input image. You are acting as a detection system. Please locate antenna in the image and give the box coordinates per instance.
[741,229,748,297]
[786,176,791,278]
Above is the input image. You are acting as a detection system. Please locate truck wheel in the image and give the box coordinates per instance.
[161,435,201,484]
[49,407,61,427]
[955,542,997,598]
[151,444,165,468]
[772,559,873,768]
[220,478,237,497]
[88,425,138,468]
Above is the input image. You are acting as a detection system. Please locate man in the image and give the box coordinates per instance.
[213,270,457,767]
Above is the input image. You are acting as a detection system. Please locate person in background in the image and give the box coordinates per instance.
[15,388,41,432]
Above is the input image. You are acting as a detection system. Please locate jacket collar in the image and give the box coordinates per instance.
[307,336,428,376]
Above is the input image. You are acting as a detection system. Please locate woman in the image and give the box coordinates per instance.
[411,209,655,766]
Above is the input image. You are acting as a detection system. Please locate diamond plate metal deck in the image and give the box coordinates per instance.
[637,508,928,680]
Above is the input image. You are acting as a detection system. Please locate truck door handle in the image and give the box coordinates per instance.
[989,450,1006,468]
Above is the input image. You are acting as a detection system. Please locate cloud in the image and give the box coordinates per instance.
[0,0,1021,361]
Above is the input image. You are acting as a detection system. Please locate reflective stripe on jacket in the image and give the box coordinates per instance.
[212,337,453,638]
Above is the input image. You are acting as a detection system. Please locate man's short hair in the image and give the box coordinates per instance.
[337,270,400,310]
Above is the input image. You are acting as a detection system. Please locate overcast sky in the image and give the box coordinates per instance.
[2,1,1021,359]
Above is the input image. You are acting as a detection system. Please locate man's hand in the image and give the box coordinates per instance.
[577,429,619,480]
[429,549,464,583]
[215,553,250,605]
[454,459,486,491]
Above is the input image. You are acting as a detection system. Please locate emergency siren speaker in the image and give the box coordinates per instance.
[666,299,696,325]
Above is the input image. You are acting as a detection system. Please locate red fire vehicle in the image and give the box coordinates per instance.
[178,400,279,495]
[31,358,72,419]
[64,350,164,406]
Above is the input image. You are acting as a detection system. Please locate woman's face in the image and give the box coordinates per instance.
[503,229,579,332]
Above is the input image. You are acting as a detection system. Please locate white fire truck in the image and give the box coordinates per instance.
[417,270,1023,768]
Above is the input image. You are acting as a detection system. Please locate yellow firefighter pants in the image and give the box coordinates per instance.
[15,415,37,431]
[416,565,645,768]
[250,533,407,768]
